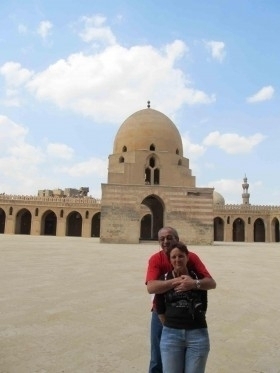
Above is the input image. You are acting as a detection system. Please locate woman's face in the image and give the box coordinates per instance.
[169,247,188,273]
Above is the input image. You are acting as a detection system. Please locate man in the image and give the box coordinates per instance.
[145,227,216,373]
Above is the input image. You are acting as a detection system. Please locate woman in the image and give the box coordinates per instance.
[155,241,216,373]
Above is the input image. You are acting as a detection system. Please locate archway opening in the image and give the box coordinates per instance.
[66,211,82,237]
[91,212,101,237]
[232,218,245,242]
[42,210,57,236]
[140,195,164,240]
[15,209,32,235]
[254,218,265,242]
[0,208,6,234]
[271,218,280,242]
[214,217,224,241]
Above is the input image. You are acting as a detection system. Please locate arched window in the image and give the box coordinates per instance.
[176,148,179,155]
[145,168,151,184]
[60,209,64,218]
[119,156,124,163]
[9,207,13,215]
[154,169,160,184]
[122,146,127,152]
[150,144,155,151]
[35,208,39,216]
[149,157,155,168]
[145,156,160,185]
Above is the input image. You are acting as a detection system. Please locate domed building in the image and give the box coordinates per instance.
[213,191,225,206]
[0,104,280,243]
[100,106,213,243]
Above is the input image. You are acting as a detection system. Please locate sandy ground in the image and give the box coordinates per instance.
[0,235,280,373]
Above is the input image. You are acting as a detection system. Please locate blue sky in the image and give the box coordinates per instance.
[1,0,280,205]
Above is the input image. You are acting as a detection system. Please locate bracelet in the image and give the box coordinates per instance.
[195,279,201,289]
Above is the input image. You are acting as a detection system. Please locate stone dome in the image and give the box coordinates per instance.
[113,108,183,155]
[213,191,225,205]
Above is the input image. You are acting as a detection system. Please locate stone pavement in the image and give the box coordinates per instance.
[0,235,279,373]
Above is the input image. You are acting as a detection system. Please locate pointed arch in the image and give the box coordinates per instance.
[254,218,265,242]
[145,154,161,186]
[15,208,32,235]
[91,212,101,237]
[271,217,280,242]
[214,217,224,241]
[41,210,57,235]
[0,208,6,233]
[232,218,245,242]
[140,194,164,240]
[66,211,82,237]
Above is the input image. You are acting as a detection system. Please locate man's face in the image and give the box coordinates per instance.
[158,228,178,253]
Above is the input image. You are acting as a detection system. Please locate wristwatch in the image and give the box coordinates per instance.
[195,279,201,289]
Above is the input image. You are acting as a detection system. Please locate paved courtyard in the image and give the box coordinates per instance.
[0,235,279,373]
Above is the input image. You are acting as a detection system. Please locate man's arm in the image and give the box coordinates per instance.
[173,275,216,292]
[145,252,171,294]
[147,278,175,294]
[147,275,216,294]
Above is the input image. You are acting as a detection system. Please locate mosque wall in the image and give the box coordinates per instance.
[1,194,280,243]
[214,205,280,243]
[1,107,280,244]
[99,183,214,244]
[0,195,101,237]
[100,184,142,243]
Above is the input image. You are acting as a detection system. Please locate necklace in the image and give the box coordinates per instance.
[172,269,189,278]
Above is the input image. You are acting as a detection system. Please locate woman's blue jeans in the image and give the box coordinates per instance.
[160,326,210,373]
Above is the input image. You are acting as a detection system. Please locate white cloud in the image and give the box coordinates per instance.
[0,62,33,87]
[0,116,46,193]
[205,40,226,62]
[78,15,116,45]
[37,20,53,39]
[0,115,106,195]
[1,17,215,119]
[47,143,74,160]
[182,133,206,160]
[208,178,243,204]
[0,115,28,145]
[208,178,265,205]
[0,62,34,106]
[59,157,107,177]
[164,39,188,61]
[203,131,265,154]
[247,85,274,103]
[24,39,214,123]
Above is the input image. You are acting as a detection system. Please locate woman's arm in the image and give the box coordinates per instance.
[147,275,216,294]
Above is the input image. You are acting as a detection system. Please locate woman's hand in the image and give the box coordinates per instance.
[172,275,195,292]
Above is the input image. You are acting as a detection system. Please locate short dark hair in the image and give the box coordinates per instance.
[167,241,189,259]
[158,226,179,240]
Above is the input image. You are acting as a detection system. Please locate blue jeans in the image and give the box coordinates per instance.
[149,310,163,373]
[160,326,210,373]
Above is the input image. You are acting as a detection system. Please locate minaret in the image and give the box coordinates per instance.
[242,175,250,205]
